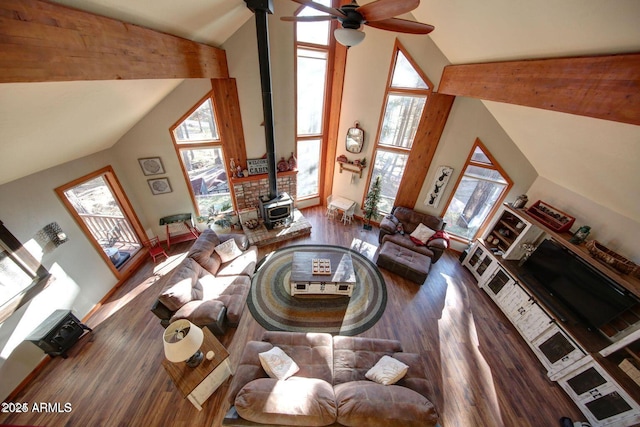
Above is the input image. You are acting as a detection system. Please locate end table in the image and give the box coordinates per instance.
[161,327,232,410]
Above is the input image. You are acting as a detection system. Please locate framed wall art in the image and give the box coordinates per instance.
[147,177,172,195]
[424,166,453,209]
[138,157,165,176]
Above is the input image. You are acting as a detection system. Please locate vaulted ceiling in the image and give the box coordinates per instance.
[1,0,639,220]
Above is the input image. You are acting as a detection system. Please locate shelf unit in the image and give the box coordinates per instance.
[482,204,545,260]
[338,162,365,178]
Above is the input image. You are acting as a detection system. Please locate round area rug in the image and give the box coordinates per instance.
[247,245,387,336]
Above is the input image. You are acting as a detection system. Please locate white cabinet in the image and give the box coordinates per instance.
[531,325,587,376]
[558,360,640,426]
[482,204,544,260]
[484,266,554,343]
[463,241,497,284]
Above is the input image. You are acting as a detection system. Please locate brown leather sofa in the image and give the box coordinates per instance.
[223,331,440,427]
[378,206,447,263]
[150,229,257,334]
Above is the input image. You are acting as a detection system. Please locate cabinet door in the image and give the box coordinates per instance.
[531,325,586,375]
[513,303,554,342]
[484,268,515,304]
[559,361,640,426]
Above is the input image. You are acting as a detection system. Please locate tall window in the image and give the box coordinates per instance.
[442,139,513,241]
[0,221,50,323]
[366,43,432,214]
[170,94,231,217]
[295,0,332,199]
[56,166,145,276]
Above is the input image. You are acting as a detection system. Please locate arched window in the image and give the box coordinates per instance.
[441,138,513,241]
[365,41,432,214]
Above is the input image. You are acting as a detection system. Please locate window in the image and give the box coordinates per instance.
[56,166,145,275]
[0,221,50,323]
[295,0,332,199]
[170,93,231,217]
[366,43,432,214]
[442,139,513,241]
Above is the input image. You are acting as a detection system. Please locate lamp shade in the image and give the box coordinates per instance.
[334,28,365,47]
[163,319,204,363]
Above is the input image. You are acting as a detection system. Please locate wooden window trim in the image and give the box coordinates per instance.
[439,138,514,241]
[55,166,147,279]
[363,40,433,209]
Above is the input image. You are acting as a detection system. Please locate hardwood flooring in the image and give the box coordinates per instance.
[0,206,584,427]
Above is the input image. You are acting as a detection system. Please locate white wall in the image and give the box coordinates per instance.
[528,176,640,264]
[0,151,119,401]
[111,79,213,239]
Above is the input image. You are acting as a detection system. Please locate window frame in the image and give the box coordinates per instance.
[363,40,433,215]
[0,220,52,324]
[294,0,340,201]
[169,90,233,217]
[440,138,514,243]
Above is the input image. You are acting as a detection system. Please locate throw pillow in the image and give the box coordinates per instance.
[365,355,409,385]
[258,346,300,380]
[214,238,243,263]
[409,223,436,246]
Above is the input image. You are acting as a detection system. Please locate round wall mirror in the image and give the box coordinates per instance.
[346,123,364,153]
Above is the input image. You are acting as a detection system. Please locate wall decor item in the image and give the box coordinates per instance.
[148,178,172,195]
[42,222,68,247]
[138,157,165,176]
[345,122,364,153]
[247,158,269,175]
[424,166,453,209]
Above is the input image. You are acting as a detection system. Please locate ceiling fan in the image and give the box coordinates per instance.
[281,0,434,47]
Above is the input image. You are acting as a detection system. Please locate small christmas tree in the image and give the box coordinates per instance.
[362,175,382,230]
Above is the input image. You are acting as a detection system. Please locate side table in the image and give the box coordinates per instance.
[162,327,232,410]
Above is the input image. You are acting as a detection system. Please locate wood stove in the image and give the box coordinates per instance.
[259,192,294,229]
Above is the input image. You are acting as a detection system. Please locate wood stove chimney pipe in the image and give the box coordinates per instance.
[245,0,278,200]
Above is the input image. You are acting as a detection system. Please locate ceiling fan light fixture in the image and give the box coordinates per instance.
[334,28,365,47]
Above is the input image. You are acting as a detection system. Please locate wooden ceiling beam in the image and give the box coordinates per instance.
[0,0,229,83]
[438,53,640,126]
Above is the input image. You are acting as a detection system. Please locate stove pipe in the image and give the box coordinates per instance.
[245,0,278,200]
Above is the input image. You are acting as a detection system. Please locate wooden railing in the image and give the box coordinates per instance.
[79,214,139,246]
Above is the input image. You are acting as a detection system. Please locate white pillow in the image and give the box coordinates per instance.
[410,223,436,245]
[365,355,409,385]
[258,346,300,380]
[214,238,243,263]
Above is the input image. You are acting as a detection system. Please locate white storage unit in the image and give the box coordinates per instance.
[482,204,544,260]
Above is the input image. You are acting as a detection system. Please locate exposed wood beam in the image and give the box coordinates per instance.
[0,0,229,83]
[394,92,455,209]
[439,53,640,126]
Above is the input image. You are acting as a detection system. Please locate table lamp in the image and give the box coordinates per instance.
[163,319,204,368]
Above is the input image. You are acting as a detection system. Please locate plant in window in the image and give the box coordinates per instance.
[363,175,382,230]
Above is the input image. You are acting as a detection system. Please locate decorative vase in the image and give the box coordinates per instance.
[277,157,289,172]
[288,152,297,170]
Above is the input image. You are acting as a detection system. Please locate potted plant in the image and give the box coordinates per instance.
[362,175,382,230]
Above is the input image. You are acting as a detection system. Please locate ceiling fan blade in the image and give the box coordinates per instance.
[281,15,336,22]
[365,18,434,34]
[289,0,345,18]
[356,0,419,22]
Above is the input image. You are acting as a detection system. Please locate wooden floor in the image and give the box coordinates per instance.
[0,206,584,427]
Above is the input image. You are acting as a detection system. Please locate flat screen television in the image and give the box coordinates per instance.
[520,239,637,329]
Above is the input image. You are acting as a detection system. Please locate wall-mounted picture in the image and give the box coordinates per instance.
[148,177,172,195]
[138,157,165,176]
[424,165,454,209]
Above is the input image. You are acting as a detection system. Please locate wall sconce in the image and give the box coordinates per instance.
[43,222,68,247]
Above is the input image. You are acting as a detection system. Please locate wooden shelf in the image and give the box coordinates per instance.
[230,169,297,184]
[338,162,365,178]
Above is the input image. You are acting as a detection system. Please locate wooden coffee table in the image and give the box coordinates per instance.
[290,251,356,296]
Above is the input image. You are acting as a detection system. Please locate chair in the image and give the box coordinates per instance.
[143,237,168,263]
[341,203,355,225]
[326,195,338,220]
